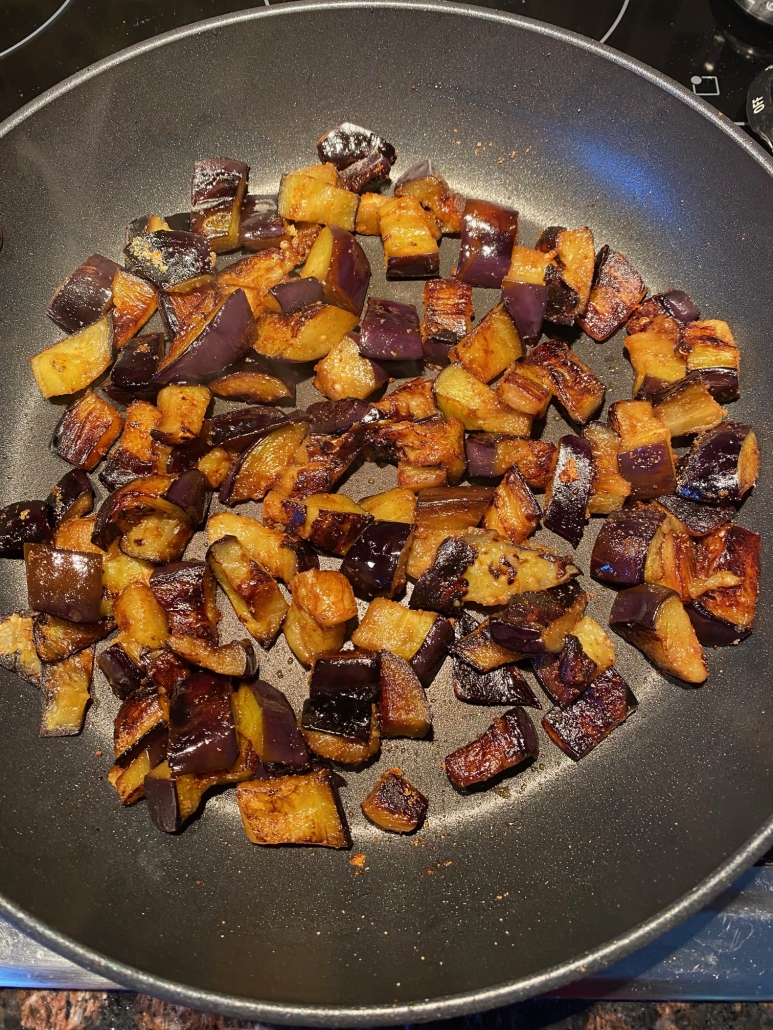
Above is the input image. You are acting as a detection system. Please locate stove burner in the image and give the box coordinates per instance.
[0,0,72,59]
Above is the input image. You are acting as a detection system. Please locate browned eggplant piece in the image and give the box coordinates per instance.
[207,535,288,647]
[451,617,523,672]
[148,560,219,643]
[237,769,350,847]
[410,536,478,616]
[237,195,288,251]
[465,435,556,488]
[46,470,93,529]
[301,703,380,765]
[0,613,41,684]
[609,584,708,683]
[218,421,308,505]
[497,363,552,419]
[111,270,158,350]
[97,642,145,699]
[92,478,193,562]
[501,280,547,347]
[267,492,372,556]
[542,667,637,760]
[301,694,373,742]
[47,253,120,333]
[524,338,605,424]
[0,501,52,556]
[270,277,324,315]
[255,303,359,363]
[453,657,540,707]
[108,726,167,806]
[206,511,317,584]
[445,707,538,788]
[309,649,380,702]
[209,351,296,404]
[590,504,667,585]
[163,469,209,527]
[312,333,388,402]
[434,363,532,436]
[420,279,474,366]
[318,122,396,169]
[155,289,255,386]
[167,634,257,678]
[676,422,760,504]
[577,246,646,341]
[113,687,166,759]
[25,544,102,623]
[124,230,214,292]
[140,648,191,698]
[455,199,518,288]
[359,488,417,526]
[113,583,169,651]
[374,376,437,421]
[410,614,455,687]
[628,289,700,332]
[379,195,440,278]
[233,680,309,767]
[687,523,760,645]
[450,302,522,383]
[489,581,587,655]
[651,375,725,437]
[274,424,365,499]
[208,405,291,452]
[679,320,740,385]
[167,671,238,775]
[535,225,596,324]
[52,391,124,471]
[98,399,163,491]
[39,647,94,736]
[352,597,435,660]
[394,168,465,234]
[339,521,414,600]
[378,650,432,738]
[654,494,735,537]
[531,635,598,708]
[367,413,467,488]
[359,297,422,361]
[415,485,492,530]
[31,313,115,400]
[278,165,359,229]
[583,421,631,515]
[32,613,113,663]
[609,399,676,500]
[543,435,594,548]
[306,399,381,436]
[625,326,687,399]
[361,768,428,834]
[190,157,249,253]
[152,384,211,447]
[301,225,371,314]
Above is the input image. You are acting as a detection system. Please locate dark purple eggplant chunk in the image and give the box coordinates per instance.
[167,671,238,775]
[25,544,103,623]
[238,195,288,251]
[47,253,120,333]
[453,658,541,707]
[190,157,249,223]
[590,505,667,585]
[455,199,518,288]
[532,635,598,708]
[0,501,52,556]
[164,212,191,233]
[165,434,210,475]
[543,435,594,548]
[410,615,454,687]
[339,521,413,600]
[489,581,587,656]
[410,536,477,616]
[542,667,637,760]
[445,707,538,788]
[306,398,383,436]
[360,769,428,833]
[163,470,209,526]
[695,367,739,404]
[97,643,146,699]
[247,680,309,767]
[301,695,372,742]
[270,278,325,315]
[339,152,393,193]
[394,159,433,188]
[318,228,372,315]
[654,494,735,537]
[154,289,255,386]
[617,441,676,501]
[501,280,547,346]
[455,608,482,641]
[210,351,298,404]
[149,559,217,642]
[685,598,752,647]
[359,297,422,361]
[662,290,700,323]
[309,650,381,701]
[123,230,214,292]
[317,122,396,171]
[106,333,164,401]
[464,436,499,478]
[46,470,93,528]
[207,405,291,452]
[421,336,454,366]
[676,422,760,504]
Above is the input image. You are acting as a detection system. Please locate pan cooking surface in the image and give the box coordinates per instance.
[0,1,771,1022]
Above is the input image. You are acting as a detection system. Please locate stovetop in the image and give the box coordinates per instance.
[1,0,773,1005]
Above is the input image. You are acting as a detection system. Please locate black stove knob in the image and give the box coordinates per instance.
[733,0,773,24]
[747,65,773,148]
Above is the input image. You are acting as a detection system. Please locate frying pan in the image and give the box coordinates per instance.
[0,0,771,1022]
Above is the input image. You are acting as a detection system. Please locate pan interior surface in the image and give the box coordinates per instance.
[0,1,771,1022]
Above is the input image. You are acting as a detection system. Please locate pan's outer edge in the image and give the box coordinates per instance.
[1,0,772,1022]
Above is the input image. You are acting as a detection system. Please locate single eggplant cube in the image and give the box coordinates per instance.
[359,297,422,360]
[149,560,219,643]
[453,658,541,707]
[531,635,598,708]
[501,280,547,346]
[410,537,478,616]
[238,195,288,251]
[445,707,538,788]
[676,422,760,504]
[48,253,120,333]
[154,289,255,385]
[455,199,518,288]
[163,469,210,526]
[190,157,249,253]
[301,226,371,314]
[208,405,291,452]
[306,399,382,436]
[309,650,381,701]
[489,580,587,655]
[269,278,325,315]
[590,505,667,585]
[339,521,413,600]
[378,650,432,738]
[0,501,52,555]
[543,435,594,548]
[108,333,164,400]
[97,643,146,700]
[301,695,372,742]
[51,391,124,472]
[410,614,455,687]
[46,470,93,528]
[167,671,238,775]
[654,494,735,537]
[124,230,214,292]
[542,667,637,760]
[25,544,102,623]
[234,680,309,767]
[317,122,396,171]
[361,768,428,833]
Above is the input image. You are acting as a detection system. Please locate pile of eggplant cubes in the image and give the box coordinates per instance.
[0,122,760,847]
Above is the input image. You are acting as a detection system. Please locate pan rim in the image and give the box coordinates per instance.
[1,0,772,1021]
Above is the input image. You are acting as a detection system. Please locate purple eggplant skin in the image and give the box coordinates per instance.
[163,470,209,526]
[501,280,547,346]
[309,650,381,701]
[590,505,667,585]
[191,157,249,210]
[339,152,393,193]
[270,277,325,315]
[655,494,735,537]
[0,502,52,556]
[143,773,182,834]
[609,583,675,634]
[247,680,309,766]
[106,333,164,400]
[359,297,422,361]
[46,470,93,529]
[123,230,214,292]
[97,643,146,699]
[47,254,120,333]
[411,537,478,616]
[542,666,637,761]
[238,195,288,251]
[455,199,519,288]
[410,615,455,687]
[149,559,217,642]
[618,441,676,501]
[321,227,372,315]
[453,658,541,707]
[393,159,433,188]
[306,398,383,436]
[212,351,299,403]
[661,289,700,323]
[208,405,290,452]
[445,706,539,789]
[685,598,752,647]
[154,289,255,386]
[301,695,372,742]
[317,122,396,171]
[531,636,597,709]
[167,671,238,775]
[489,581,586,656]
[695,367,739,404]
[24,544,103,623]
[676,422,759,504]
[422,335,454,367]
[465,436,499,478]
[543,436,594,548]
[339,521,413,600]
[455,609,482,641]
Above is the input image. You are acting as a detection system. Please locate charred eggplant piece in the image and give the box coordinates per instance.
[359,297,422,360]
[445,707,538,788]
[167,671,238,775]
[339,521,413,600]
[535,225,596,324]
[455,199,518,288]
[32,613,113,664]
[609,584,708,683]
[531,635,598,708]
[155,289,255,386]
[654,494,735,537]
[378,650,432,738]
[237,769,349,847]
[97,643,145,699]
[106,333,163,401]
[48,253,120,333]
[167,634,257,678]
[233,680,309,767]
[451,617,524,673]
[46,470,93,529]
[218,422,307,505]
[394,170,465,235]
[0,501,52,555]
[543,435,594,548]
[207,536,288,647]
[497,363,552,419]
[149,560,219,643]
[361,768,428,834]
[489,581,587,655]
[578,246,646,341]
[206,511,318,584]
[688,523,760,645]
[583,422,631,515]
[542,667,637,760]
[309,650,381,701]
[301,695,373,742]
[318,122,396,172]
[25,544,102,623]
[238,195,288,251]
[524,339,605,425]
[190,157,249,253]
[255,304,359,363]
[301,702,380,764]
[453,657,540,707]
[420,279,474,366]
[410,534,477,615]
[609,399,676,500]
[124,230,214,292]
[52,391,124,471]
[110,270,158,350]
[152,384,211,446]
[379,195,439,279]
[676,422,760,504]
[590,504,668,585]
[301,226,371,314]
[39,647,94,736]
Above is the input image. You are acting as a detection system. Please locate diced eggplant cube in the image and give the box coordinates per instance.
[543,435,594,548]
[48,253,120,333]
[167,671,239,775]
[52,391,124,471]
[124,230,215,292]
[455,199,518,288]
[361,769,428,833]
[237,770,350,848]
[309,650,381,701]
[0,501,52,555]
[578,246,646,341]
[590,504,667,585]
[339,521,414,600]
[378,650,432,738]
[542,666,637,759]
[25,544,102,623]
[489,580,587,655]
[445,707,538,788]
[676,422,760,504]
[453,658,540,707]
